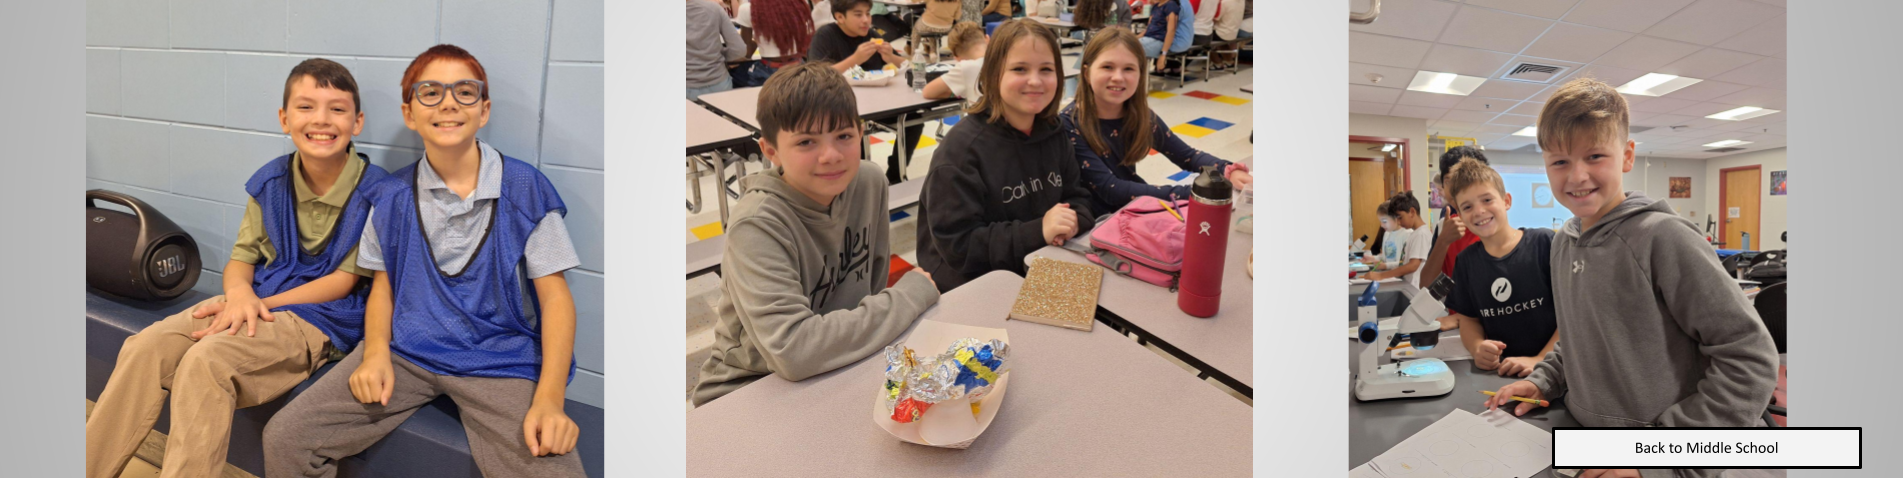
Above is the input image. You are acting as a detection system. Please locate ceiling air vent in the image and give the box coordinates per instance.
[1499,62,1569,84]
[1705,147,1745,153]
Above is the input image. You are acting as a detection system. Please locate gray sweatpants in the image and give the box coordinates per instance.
[262,347,585,477]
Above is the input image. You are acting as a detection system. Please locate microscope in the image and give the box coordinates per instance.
[1353,279,1457,401]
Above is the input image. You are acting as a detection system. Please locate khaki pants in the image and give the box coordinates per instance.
[263,348,586,478]
[86,296,332,478]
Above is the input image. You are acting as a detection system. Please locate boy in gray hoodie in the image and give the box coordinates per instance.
[1484,78,1779,478]
[691,62,941,407]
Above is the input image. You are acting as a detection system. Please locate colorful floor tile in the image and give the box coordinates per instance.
[1149,91,1177,99]
[917,136,937,149]
[690,221,724,240]
[1168,170,1194,181]
[1187,117,1234,130]
[870,136,885,145]
[1210,95,1249,106]
[1184,90,1221,100]
[890,210,910,222]
[1171,123,1217,138]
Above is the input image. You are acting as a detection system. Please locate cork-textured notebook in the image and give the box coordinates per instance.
[1009,257,1103,331]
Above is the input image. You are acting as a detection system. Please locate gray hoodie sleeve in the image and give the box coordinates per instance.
[1646,221,1779,428]
[1526,343,1568,401]
[721,219,942,381]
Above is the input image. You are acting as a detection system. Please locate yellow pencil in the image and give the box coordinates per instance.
[1159,199,1184,222]
[1479,390,1549,407]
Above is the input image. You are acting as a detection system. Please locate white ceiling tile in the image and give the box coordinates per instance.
[1739,123,1784,135]
[1591,35,1703,72]
[1629,96,1701,113]
[1675,117,1733,130]
[1488,113,1538,126]
[1471,133,1510,144]
[1399,90,1468,108]
[1479,124,1527,134]
[1418,44,1518,78]
[1432,120,1484,131]
[1350,84,1404,103]
[1658,80,1749,102]
[1469,80,1548,100]
[1463,0,1582,19]
[1349,0,1462,42]
[1508,101,1547,116]
[1452,95,1517,112]
[1350,101,1395,116]
[1632,114,1697,128]
[1711,87,1786,109]
[1438,6,1555,53]
[1489,137,1538,150]
[1349,62,1417,88]
[1750,0,1787,7]
[1520,22,1634,63]
[1443,109,1505,123]
[1715,15,1785,57]
[1350,32,1435,69]
[1562,64,1649,87]
[1704,121,1764,133]
[1712,56,1785,88]
[1563,0,1698,33]
[1390,105,1452,120]
[1655,48,1765,79]
[1642,0,1783,46]
[1669,101,1746,118]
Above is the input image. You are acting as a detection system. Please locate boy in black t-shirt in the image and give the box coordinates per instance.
[807,0,921,184]
[1439,158,1560,378]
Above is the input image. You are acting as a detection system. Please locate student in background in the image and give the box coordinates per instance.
[1359,201,1401,269]
[813,0,835,27]
[1439,158,1559,375]
[923,22,990,105]
[1419,145,1489,289]
[1060,28,1249,214]
[982,0,1012,24]
[1138,0,1186,71]
[1487,79,1777,478]
[264,45,586,476]
[1210,0,1245,70]
[913,0,961,57]
[688,0,749,99]
[86,58,386,478]
[917,20,1096,293]
[808,0,917,184]
[735,0,817,88]
[1362,192,1431,288]
[692,63,940,406]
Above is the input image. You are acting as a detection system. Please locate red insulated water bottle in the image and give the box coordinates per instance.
[1179,165,1233,318]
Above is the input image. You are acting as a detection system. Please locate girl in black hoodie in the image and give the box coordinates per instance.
[916,19,1096,293]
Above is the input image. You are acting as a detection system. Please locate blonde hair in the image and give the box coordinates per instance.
[968,20,1065,124]
[1441,157,1504,207]
[947,22,986,58]
[1537,78,1629,154]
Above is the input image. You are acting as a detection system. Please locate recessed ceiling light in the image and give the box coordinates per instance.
[1513,126,1537,137]
[1407,71,1486,96]
[1706,106,1781,121]
[1703,139,1752,148]
[1616,73,1703,97]
[1381,144,1398,152]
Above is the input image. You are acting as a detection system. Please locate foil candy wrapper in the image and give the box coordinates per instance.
[879,338,1011,423]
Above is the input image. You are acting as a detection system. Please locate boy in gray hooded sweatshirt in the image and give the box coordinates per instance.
[691,63,941,407]
[1484,78,1779,478]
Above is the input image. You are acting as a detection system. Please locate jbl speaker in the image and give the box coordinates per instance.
[87,189,201,301]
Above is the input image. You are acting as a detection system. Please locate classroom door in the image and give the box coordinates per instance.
[1349,158,1385,245]
[1722,166,1761,250]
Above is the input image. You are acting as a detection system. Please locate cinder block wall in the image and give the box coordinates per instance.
[86,0,607,407]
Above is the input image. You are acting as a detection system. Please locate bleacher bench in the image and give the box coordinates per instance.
[86,289,605,478]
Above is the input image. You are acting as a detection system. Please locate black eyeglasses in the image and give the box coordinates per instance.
[410,79,486,107]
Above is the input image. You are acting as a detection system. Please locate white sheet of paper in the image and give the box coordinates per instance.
[1361,409,1556,478]
[1413,429,1514,478]
[1458,411,1551,476]
[1373,447,1457,478]
[1350,463,1386,478]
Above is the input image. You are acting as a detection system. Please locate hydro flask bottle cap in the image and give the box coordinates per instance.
[1192,165,1232,203]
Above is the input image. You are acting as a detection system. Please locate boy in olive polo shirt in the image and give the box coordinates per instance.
[85,58,388,478]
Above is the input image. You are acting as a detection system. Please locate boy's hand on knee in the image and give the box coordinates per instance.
[349,356,395,406]
[191,294,275,339]
[523,399,579,457]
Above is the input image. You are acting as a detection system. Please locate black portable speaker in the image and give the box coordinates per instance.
[87,189,201,301]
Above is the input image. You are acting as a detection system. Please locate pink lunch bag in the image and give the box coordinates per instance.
[1076,198,1188,290]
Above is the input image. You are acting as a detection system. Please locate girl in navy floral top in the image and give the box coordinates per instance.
[1060,28,1250,214]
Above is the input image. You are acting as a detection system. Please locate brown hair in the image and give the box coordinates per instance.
[282,58,360,112]
[755,62,859,145]
[1384,190,1422,216]
[1074,0,1111,30]
[400,44,489,104]
[1071,28,1154,166]
[969,20,1066,124]
[946,21,987,58]
[1441,157,1504,207]
[1536,78,1629,155]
